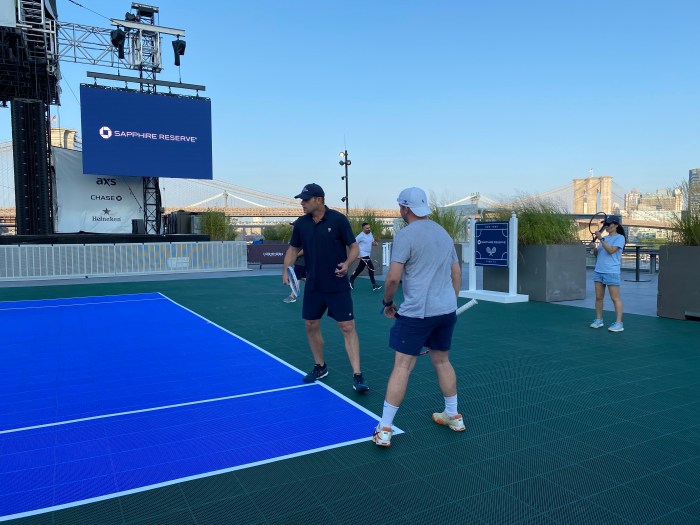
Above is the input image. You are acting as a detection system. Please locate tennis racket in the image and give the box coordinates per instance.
[588,212,608,242]
[456,298,478,315]
[417,299,479,355]
[286,266,300,298]
[381,299,478,355]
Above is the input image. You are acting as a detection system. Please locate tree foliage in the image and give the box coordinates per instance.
[348,209,390,239]
[200,210,238,241]
[262,223,293,242]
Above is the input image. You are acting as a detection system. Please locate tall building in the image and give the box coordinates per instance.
[625,188,683,212]
[689,169,700,214]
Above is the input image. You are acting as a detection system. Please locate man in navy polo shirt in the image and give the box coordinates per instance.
[283,183,369,393]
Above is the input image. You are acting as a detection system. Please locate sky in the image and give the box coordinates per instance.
[1,0,699,209]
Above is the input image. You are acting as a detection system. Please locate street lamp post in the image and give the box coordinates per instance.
[339,150,351,215]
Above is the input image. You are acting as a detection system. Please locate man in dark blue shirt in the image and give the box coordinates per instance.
[283,183,369,393]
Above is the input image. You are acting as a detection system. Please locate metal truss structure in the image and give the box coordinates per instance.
[0,0,60,106]
[57,3,189,235]
[57,22,130,69]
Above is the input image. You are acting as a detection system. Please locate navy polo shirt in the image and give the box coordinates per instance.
[290,207,356,292]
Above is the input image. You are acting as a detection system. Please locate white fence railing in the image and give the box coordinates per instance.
[0,241,248,280]
[382,242,391,267]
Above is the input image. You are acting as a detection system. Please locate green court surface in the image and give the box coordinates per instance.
[4,275,700,525]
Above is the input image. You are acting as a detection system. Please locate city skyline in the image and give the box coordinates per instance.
[1,0,699,210]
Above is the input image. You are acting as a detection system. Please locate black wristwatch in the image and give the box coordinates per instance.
[382,299,394,307]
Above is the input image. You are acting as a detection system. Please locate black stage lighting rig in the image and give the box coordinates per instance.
[110,28,126,59]
[3,2,199,237]
[172,37,186,66]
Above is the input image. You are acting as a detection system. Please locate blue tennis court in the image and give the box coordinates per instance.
[0,293,383,521]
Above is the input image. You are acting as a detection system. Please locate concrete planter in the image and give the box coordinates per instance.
[657,245,700,320]
[483,244,587,302]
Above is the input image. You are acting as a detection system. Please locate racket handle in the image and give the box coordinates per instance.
[456,299,478,316]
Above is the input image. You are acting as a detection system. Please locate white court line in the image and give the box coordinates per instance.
[0,295,166,312]
[1,291,399,522]
[157,292,401,432]
[0,383,313,435]
[0,435,373,523]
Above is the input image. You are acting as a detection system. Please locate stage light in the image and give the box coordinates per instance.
[172,38,186,66]
[110,28,126,59]
[125,12,138,22]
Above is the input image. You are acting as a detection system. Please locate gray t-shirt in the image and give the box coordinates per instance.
[391,219,459,318]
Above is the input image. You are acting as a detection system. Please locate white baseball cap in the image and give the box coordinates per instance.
[397,187,431,217]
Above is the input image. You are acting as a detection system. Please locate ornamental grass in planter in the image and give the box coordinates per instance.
[483,197,585,302]
[658,184,700,319]
[486,198,579,246]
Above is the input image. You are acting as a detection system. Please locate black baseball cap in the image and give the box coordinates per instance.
[295,183,325,200]
[605,215,622,225]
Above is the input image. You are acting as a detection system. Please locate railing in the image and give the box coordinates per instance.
[0,241,248,280]
[585,244,659,276]
[382,242,392,267]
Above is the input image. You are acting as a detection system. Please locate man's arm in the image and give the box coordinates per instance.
[382,261,404,317]
[283,245,300,284]
[451,262,461,297]
[336,242,359,276]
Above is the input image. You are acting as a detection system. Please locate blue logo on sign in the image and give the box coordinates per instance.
[475,221,508,267]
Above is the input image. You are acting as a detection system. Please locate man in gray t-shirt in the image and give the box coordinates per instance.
[372,187,464,447]
[390,220,458,318]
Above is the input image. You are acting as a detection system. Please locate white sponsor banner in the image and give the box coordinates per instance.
[53,148,144,234]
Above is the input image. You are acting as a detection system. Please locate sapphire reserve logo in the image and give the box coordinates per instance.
[97,124,197,143]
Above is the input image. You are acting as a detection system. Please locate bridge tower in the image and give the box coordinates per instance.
[572,176,613,214]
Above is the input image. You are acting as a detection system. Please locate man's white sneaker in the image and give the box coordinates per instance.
[372,424,392,446]
[432,411,466,432]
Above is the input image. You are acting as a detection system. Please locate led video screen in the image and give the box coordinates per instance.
[80,85,212,179]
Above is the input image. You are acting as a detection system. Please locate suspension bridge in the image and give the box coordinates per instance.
[0,140,674,230]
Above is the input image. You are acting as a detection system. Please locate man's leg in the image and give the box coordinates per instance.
[429,349,465,431]
[337,319,361,374]
[428,350,457,398]
[374,352,417,445]
[350,259,367,285]
[305,319,324,365]
[384,352,418,408]
[365,257,378,286]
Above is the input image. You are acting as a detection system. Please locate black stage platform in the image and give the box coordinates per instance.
[0,234,210,245]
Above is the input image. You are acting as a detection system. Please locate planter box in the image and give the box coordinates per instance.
[483,244,586,302]
[657,245,700,320]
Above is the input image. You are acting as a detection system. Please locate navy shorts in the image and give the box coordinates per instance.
[302,289,354,322]
[389,312,457,356]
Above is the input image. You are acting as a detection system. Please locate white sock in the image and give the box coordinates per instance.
[380,401,399,428]
[444,395,458,417]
